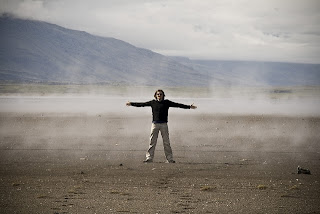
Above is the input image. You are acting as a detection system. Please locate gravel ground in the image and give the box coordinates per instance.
[0,113,319,213]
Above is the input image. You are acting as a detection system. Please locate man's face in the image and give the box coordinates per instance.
[156,92,164,101]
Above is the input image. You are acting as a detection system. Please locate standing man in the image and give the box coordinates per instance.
[126,89,197,163]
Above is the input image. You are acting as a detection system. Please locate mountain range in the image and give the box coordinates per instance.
[1,14,320,87]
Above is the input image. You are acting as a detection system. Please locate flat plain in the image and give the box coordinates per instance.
[0,85,319,213]
[0,112,319,213]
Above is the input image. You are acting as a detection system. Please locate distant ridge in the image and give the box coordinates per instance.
[171,58,320,86]
[1,14,320,86]
[0,15,205,86]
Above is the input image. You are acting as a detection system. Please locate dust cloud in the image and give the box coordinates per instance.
[0,86,319,160]
[0,88,319,154]
[0,86,319,116]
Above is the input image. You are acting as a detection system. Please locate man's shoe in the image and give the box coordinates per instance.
[165,160,176,163]
[143,159,153,163]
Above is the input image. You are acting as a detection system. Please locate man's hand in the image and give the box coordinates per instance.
[190,103,197,109]
[126,101,131,106]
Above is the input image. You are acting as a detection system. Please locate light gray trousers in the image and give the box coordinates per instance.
[146,123,173,161]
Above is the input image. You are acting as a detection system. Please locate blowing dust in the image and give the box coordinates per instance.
[0,87,319,164]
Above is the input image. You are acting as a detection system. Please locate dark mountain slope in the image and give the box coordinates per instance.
[1,15,319,87]
[0,15,204,86]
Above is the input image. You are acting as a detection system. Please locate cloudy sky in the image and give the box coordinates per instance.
[1,0,320,63]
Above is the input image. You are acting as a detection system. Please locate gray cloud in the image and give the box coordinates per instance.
[1,0,320,63]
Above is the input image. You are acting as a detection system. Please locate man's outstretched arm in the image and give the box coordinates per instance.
[126,101,152,107]
[168,100,197,109]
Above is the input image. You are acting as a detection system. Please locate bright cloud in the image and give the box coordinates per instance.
[1,0,320,63]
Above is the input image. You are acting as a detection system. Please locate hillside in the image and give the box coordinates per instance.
[0,15,205,86]
[1,15,320,87]
[170,57,320,86]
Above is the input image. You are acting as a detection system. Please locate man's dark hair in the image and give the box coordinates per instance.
[154,89,165,99]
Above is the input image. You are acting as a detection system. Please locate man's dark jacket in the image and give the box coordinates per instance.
[130,99,191,123]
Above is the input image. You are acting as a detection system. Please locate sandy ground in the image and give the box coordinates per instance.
[0,112,320,213]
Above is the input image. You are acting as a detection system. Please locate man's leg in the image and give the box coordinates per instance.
[160,123,174,162]
[146,123,159,161]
